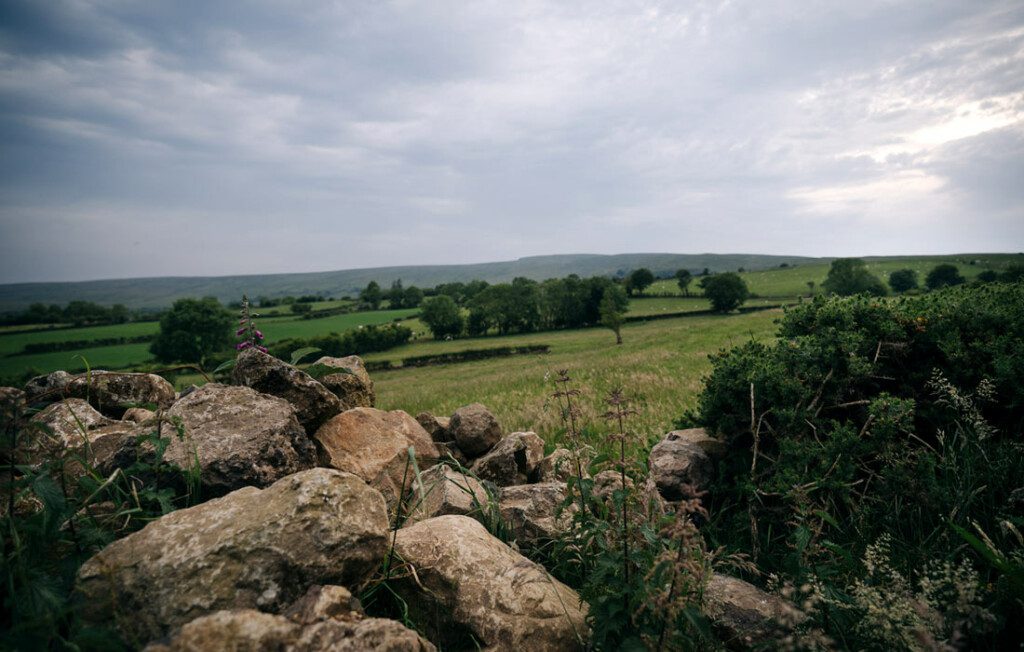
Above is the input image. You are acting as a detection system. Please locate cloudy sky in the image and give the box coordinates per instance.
[1,1,1022,283]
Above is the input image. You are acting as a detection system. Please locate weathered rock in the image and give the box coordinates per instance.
[314,356,375,410]
[233,349,342,432]
[649,436,714,500]
[393,515,588,651]
[533,448,584,483]
[284,585,362,625]
[432,441,468,467]
[415,412,451,442]
[123,407,157,424]
[315,407,439,506]
[665,428,728,459]
[292,616,436,651]
[0,386,25,420]
[470,431,544,486]
[703,574,799,649]
[24,399,139,477]
[165,384,316,494]
[64,372,176,418]
[23,370,74,404]
[499,483,575,548]
[448,403,502,457]
[406,464,492,525]
[143,610,299,652]
[77,468,390,643]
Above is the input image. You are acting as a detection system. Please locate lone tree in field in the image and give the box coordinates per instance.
[888,268,919,294]
[599,284,629,344]
[925,264,966,290]
[420,295,464,340]
[822,258,887,296]
[360,281,382,309]
[625,268,655,296]
[675,269,693,296]
[150,297,233,365]
[703,273,749,312]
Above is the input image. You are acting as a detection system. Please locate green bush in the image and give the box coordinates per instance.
[266,322,412,360]
[686,282,1024,648]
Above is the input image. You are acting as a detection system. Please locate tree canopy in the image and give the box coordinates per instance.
[822,258,887,296]
[420,295,464,340]
[888,268,919,294]
[702,273,750,312]
[675,269,693,296]
[925,264,966,290]
[625,268,655,296]
[149,297,233,365]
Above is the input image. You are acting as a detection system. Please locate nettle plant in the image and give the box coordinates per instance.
[547,370,749,651]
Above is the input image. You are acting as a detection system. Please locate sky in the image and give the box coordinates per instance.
[1,1,1022,283]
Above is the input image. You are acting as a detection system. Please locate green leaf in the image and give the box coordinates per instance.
[212,359,236,375]
[290,346,321,366]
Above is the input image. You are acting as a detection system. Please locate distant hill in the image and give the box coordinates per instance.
[0,253,829,313]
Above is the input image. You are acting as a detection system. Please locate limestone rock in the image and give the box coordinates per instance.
[292,617,436,651]
[703,574,799,649]
[448,403,501,457]
[415,412,451,442]
[64,372,176,418]
[315,407,439,506]
[233,349,341,432]
[470,431,544,486]
[0,386,25,421]
[284,585,362,625]
[314,356,375,409]
[533,448,583,483]
[123,407,157,424]
[406,464,491,525]
[432,441,468,467]
[23,370,74,404]
[165,384,317,494]
[665,428,728,459]
[144,610,298,652]
[649,436,714,500]
[499,483,575,548]
[24,399,141,478]
[77,468,390,643]
[393,515,588,651]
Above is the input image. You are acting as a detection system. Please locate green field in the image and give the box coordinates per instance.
[367,309,782,451]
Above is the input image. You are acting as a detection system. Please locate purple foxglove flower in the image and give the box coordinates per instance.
[236,326,247,336]
[255,330,264,339]
[256,345,268,353]
[237,341,252,350]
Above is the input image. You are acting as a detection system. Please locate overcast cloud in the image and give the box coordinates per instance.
[1,0,1022,282]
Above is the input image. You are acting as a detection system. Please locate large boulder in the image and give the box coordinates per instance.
[313,356,375,410]
[63,372,176,418]
[24,399,142,478]
[469,431,544,486]
[23,370,74,404]
[703,574,799,649]
[393,515,588,651]
[649,435,714,500]
[143,608,434,651]
[448,404,501,457]
[415,412,451,443]
[406,464,492,525]
[499,483,574,548]
[233,349,342,432]
[77,468,390,643]
[664,428,728,459]
[315,408,439,506]
[165,384,317,494]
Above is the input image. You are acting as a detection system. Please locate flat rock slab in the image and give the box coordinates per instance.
[77,468,390,644]
[165,383,317,494]
[393,515,588,651]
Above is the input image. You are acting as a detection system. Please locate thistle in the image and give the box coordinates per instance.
[236,295,267,353]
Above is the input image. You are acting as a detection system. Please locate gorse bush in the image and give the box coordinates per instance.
[685,282,1024,649]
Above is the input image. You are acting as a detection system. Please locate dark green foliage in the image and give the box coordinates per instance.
[976,270,999,283]
[599,285,629,344]
[360,281,383,309]
[688,283,1024,648]
[267,322,412,360]
[887,268,918,293]
[1,400,200,649]
[925,263,966,290]
[625,268,655,296]
[149,297,233,365]
[419,295,464,340]
[290,301,312,314]
[1002,264,1024,282]
[702,273,750,312]
[675,269,693,296]
[822,258,887,296]
[0,301,135,328]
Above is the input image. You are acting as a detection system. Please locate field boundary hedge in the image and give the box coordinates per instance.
[10,335,155,356]
[366,344,550,372]
[623,302,787,323]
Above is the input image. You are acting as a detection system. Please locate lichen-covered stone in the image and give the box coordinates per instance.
[499,483,575,548]
[165,383,316,494]
[315,407,439,506]
[703,574,800,649]
[448,403,502,458]
[649,436,714,500]
[77,468,390,643]
[664,428,728,459]
[470,431,544,486]
[64,372,176,418]
[393,515,588,651]
[314,355,375,410]
[233,349,342,432]
[406,464,492,525]
[532,448,583,483]
[415,412,450,442]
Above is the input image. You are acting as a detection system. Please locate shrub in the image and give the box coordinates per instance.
[888,268,919,293]
[926,263,966,290]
